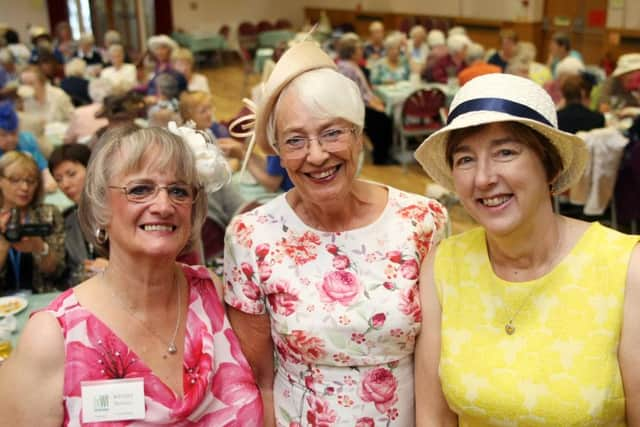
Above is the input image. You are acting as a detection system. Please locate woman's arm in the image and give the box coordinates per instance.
[0,311,65,426]
[227,307,275,427]
[415,247,457,426]
[620,243,640,426]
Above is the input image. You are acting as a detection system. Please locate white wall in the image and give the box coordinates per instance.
[607,0,640,29]
[0,0,50,43]
[171,0,306,35]
[171,0,546,35]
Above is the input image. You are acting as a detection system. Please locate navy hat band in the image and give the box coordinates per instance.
[447,97,554,128]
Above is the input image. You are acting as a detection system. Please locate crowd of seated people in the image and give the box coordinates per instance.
[0,27,283,292]
[0,17,636,292]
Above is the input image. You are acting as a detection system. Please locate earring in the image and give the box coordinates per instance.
[95,228,109,245]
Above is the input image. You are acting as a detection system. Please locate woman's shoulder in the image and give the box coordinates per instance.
[386,185,447,221]
[580,221,639,252]
[437,226,485,253]
[228,194,288,228]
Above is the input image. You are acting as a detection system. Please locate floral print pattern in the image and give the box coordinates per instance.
[41,264,263,426]
[224,186,447,426]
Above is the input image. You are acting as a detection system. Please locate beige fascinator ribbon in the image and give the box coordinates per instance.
[228,97,259,177]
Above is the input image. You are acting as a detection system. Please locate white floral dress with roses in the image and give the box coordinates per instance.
[224,185,447,427]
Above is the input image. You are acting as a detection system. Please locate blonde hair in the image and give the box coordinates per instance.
[64,58,87,77]
[78,125,208,256]
[171,47,194,64]
[409,25,426,40]
[0,151,43,208]
[179,90,212,122]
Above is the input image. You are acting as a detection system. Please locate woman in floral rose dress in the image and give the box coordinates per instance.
[224,41,447,426]
[0,125,262,426]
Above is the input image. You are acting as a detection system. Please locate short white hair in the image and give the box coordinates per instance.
[516,41,537,63]
[384,32,404,50]
[108,43,125,57]
[556,56,584,77]
[447,34,471,54]
[64,58,87,77]
[79,32,95,45]
[448,26,467,37]
[409,25,426,40]
[104,30,121,46]
[88,78,113,103]
[427,30,445,48]
[466,42,485,62]
[267,68,365,149]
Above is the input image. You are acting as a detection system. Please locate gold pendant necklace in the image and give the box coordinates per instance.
[493,218,564,336]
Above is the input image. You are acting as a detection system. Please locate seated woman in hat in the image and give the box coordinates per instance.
[599,53,640,114]
[224,40,447,426]
[414,73,640,425]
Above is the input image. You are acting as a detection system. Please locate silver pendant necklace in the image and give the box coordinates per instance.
[104,270,181,357]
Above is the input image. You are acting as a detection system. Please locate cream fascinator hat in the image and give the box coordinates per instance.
[229,38,336,174]
[415,73,588,193]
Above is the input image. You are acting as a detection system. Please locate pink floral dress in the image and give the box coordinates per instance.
[41,264,263,426]
[224,186,447,426]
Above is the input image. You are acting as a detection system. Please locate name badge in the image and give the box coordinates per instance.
[81,377,145,423]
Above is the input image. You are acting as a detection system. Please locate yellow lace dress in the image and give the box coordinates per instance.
[435,223,639,426]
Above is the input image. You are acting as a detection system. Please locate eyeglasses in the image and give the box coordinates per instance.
[2,176,38,187]
[277,127,357,159]
[109,181,199,205]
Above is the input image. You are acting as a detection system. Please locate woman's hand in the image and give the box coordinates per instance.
[218,138,246,160]
[11,236,47,254]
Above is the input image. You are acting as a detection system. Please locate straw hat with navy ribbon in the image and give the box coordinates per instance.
[415,73,588,194]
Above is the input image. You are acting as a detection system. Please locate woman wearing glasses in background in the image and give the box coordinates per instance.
[0,151,64,294]
[224,41,447,426]
[0,125,263,425]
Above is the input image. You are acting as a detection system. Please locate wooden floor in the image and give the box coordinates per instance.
[202,61,475,234]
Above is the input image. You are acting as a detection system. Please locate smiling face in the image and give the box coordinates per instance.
[275,88,362,205]
[52,160,86,204]
[105,150,193,260]
[450,122,554,237]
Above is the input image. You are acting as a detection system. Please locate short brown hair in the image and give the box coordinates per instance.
[446,121,563,183]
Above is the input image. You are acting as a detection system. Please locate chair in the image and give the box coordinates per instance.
[237,21,258,52]
[398,87,447,171]
[256,20,274,33]
[218,25,230,40]
[275,19,292,29]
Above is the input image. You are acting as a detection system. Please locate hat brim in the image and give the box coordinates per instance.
[612,64,640,78]
[414,111,589,194]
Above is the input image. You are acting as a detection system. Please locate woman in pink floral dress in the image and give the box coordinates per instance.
[0,125,262,426]
[224,41,447,426]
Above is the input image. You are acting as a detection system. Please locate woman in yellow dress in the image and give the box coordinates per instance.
[414,73,640,425]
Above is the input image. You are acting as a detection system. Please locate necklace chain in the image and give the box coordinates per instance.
[103,270,181,357]
[493,218,564,335]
